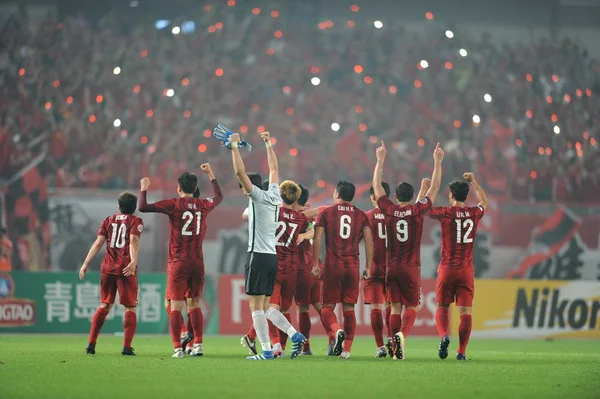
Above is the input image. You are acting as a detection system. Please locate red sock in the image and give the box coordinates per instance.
[385,305,392,337]
[268,320,280,345]
[342,310,356,352]
[436,307,450,338]
[189,308,203,344]
[169,310,183,349]
[299,312,312,351]
[458,315,472,354]
[279,313,291,350]
[400,308,417,337]
[320,307,340,334]
[123,311,137,348]
[370,309,384,347]
[319,308,335,343]
[390,314,402,335]
[247,325,257,341]
[88,307,109,345]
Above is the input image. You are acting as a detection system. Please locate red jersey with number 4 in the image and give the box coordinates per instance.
[429,205,485,269]
[316,203,370,269]
[276,207,310,274]
[138,180,223,262]
[98,214,144,275]
[365,208,387,278]
[377,196,432,268]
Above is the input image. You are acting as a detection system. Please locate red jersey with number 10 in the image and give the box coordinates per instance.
[377,196,432,268]
[315,203,370,269]
[365,208,387,278]
[276,207,309,274]
[429,205,485,269]
[98,214,144,275]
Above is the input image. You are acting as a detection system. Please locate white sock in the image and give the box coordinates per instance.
[265,307,297,337]
[273,343,282,352]
[252,310,272,351]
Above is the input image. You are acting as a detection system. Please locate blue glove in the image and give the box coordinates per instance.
[212,124,252,151]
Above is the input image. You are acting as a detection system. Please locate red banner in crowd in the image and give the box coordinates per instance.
[218,275,439,336]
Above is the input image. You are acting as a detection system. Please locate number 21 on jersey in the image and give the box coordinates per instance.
[182,211,202,236]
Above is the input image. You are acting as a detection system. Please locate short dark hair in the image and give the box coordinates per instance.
[370,182,390,198]
[449,180,470,202]
[262,178,270,191]
[240,172,263,190]
[178,172,198,194]
[193,187,200,198]
[118,192,138,214]
[297,184,309,206]
[395,182,414,202]
[336,180,356,202]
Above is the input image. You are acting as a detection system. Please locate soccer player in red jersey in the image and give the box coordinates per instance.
[79,192,143,356]
[138,164,223,358]
[313,181,374,359]
[372,141,444,360]
[364,181,391,358]
[429,172,487,361]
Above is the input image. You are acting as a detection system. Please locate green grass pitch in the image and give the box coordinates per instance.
[1,335,599,399]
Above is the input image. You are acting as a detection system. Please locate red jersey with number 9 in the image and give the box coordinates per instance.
[276,207,309,274]
[365,208,387,278]
[315,203,370,269]
[98,214,144,275]
[429,205,485,269]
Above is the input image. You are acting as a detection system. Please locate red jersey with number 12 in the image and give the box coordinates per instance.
[98,214,144,275]
[276,207,309,274]
[315,203,370,269]
[365,208,387,278]
[429,205,485,269]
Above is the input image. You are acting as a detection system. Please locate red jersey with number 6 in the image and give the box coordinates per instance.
[315,203,370,269]
[365,208,387,278]
[276,207,310,274]
[98,214,144,275]
[138,180,223,262]
[429,205,485,269]
[377,196,432,268]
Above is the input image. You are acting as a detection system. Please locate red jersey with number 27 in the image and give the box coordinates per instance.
[98,214,144,275]
[377,196,432,268]
[316,203,370,269]
[365,208,387,278]
[276,207,309,274]
[429,205,485,269]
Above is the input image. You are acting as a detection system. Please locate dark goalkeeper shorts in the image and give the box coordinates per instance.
[244,252,278,296]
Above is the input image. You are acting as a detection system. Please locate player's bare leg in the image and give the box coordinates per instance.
[321,303,344,356]
[389,302,404,359]
[435,304,451,359]
[369,302,386,358]
[265,299,306,359]
[86,302,113,354]
[340,303,356,359]
[246,295,274,360]
[169,299,186,358]
[456,306,472,360]
[187,297,204,357]
[122,306,137,355]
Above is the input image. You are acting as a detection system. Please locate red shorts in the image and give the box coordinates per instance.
[295,270,321,307]
[436,268,474,307]
[321,267,360,305]
[100,273,138,307]
[270,272,297,310]
[386,266,421,307]
[364,278,385,304]
[166,259,205,301]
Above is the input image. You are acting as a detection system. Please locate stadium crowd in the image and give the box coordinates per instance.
[1,3,599,201]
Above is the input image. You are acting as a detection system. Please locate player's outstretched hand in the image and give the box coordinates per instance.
[230,133,241,143]
[260,131,271,143]
[201,163,212,174]
[311,265,321,277]
[123,262,137,277]
[433,142,445,162]
[463,172,475,182]
[421,178,432,189]
[140,177,150,190]
[79,265,87,280]
[376,141,386,161]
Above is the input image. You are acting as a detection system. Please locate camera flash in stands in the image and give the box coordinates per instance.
[166,89,175,97]
[459,48,468,57]
[331,123,340,131]
[374,21,383,29]
[554,125,560,134]
[311,77,321,86]
[113,119,122,127]
[172,26,181,35]
[419,60,429,69]
[484,93,492,103]
[445,30,454,39]
[472,115,480,124]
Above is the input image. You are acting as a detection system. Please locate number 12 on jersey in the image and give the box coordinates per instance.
[455,219,474,244]
[182,211,202,236]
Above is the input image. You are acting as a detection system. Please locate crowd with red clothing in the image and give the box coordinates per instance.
[1,4,599,201]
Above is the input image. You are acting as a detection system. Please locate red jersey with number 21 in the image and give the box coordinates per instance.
[365,208,387,278]
[429,205,485,269]
[316,203,370,269]
[98,214,144,275]
[276,207,309,274]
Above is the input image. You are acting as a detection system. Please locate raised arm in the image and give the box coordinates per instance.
[79,235,106,280]
[138,178,173,213]
[415,178,432,203]
[123,235,140,277]
[311,226,324,276]
[230,133,253,193]
[372,141,387,200]
[201,163,224,208]
[261,131,279,185]
[423,143,445,204]
[302,206,325,219]
[464,173,488,209]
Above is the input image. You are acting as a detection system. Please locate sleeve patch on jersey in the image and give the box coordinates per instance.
[206,197,214,203]
[138,224,144,233]
[419,198,428,204]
